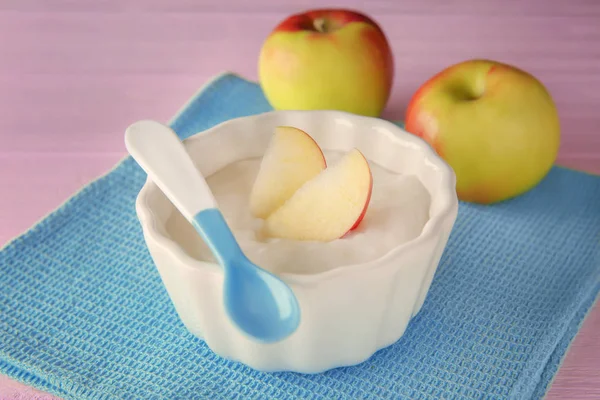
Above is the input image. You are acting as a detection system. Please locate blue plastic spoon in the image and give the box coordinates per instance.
[125,120,300,343]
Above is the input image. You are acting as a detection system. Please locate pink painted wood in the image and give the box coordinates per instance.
[0,1,598,398]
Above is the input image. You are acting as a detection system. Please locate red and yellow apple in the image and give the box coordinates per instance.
[262,148,373,242]
[405,59,560,204]
[258,9,394,117]
[250,126,326,219]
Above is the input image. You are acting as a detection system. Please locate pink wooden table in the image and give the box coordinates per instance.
[0,1,598,399]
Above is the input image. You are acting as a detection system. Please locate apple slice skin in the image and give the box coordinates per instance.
[250,126,326,219]
[347,184,372,232]
[262,149,373,242]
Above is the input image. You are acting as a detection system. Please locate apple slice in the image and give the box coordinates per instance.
[250,126,327,219]
[262,148,373,242]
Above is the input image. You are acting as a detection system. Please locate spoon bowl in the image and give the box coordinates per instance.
[224,254,300,342]
[192,208,300,343]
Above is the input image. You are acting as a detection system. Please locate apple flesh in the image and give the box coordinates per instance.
[262,149,373,242]
[250,126,326,219]
[405,59,560,204]
[258,8,394,117]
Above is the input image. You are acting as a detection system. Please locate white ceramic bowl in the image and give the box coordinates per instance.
[135,110,458,374]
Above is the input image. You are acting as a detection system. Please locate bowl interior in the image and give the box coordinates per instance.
[140,111,456,276]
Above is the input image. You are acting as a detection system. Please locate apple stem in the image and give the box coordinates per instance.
[313,18,329,33]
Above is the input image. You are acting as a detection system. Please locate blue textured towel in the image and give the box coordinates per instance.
[1,73,599,400]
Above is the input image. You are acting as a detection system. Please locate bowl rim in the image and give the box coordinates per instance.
[136,109,458,286]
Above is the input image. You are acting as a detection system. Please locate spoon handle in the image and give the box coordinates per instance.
[125,120,217,221]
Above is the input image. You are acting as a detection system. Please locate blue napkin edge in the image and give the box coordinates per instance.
[530,287,599,399]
